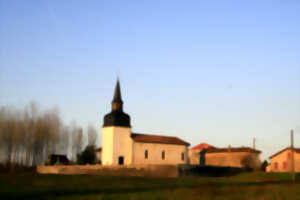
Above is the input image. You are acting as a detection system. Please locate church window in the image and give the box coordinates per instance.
[145,150,148,159]
[162,151,165,160]
[181,152,185,161]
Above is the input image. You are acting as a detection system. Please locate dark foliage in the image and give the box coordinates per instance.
[261,160,269,171]
[76,145,96,165]
[178,165,252,177]
[0,163,35,173]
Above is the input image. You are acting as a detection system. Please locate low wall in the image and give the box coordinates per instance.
[37,164,179,177]
[178,165,249,177]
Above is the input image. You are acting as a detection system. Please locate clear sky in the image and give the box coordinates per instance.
[1,0,300,160]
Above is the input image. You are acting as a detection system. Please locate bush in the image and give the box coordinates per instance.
[261,160,268,171]
[76,145,96,165]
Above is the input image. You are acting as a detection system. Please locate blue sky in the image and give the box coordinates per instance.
[1,0,300,160]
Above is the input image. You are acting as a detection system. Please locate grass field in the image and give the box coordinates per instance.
[0,172,300,200]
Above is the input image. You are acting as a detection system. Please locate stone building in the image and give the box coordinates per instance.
[267,147,300,172]
[189,143,261,169]
[101,80,190,165]
[188,143,215,165]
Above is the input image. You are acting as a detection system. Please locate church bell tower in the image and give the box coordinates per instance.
[102,80,133,165]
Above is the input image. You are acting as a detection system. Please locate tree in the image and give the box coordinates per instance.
[0,103,84,166]
[71,123,83,161]
[77,145,96,165]
[241,154,261,170]
[87,125,97,146]
[261,160,268,171]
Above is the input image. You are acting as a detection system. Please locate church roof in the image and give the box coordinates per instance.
[131,133,190,146]
[205,146,261,154]
[103,80,131,127]
[113,79,123,103]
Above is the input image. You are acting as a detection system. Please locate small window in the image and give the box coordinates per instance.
[287,152,291,159]
[181,152,185,161]
[162,151,165,160]
[283,162,287,169]
[274,162,278,170]
[145,150,148,159]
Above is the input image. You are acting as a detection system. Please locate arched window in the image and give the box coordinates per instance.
[162,151,165,160]
[181,152,185,161]
[145,150,148,159]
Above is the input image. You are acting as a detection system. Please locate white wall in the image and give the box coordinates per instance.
[133,142,187,165]
[102,127,132,165]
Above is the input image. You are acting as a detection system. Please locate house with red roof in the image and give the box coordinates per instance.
[267,147,300,172]
[189,143,261,169]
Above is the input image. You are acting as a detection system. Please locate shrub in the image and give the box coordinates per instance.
[76,145,96,165]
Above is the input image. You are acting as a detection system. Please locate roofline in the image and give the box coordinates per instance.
[206,150,261,154]
[134,140,190,146]
[269,147,300,159]
[131,132,190,146]
[205,147,261,154]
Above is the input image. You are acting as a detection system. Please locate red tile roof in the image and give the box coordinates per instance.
[131,133,190,146]
[191,143,215,151]
[269,147,300,159]
[206,147,261,154]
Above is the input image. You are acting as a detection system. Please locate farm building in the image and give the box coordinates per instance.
[189,143,261,169]
[188,143,215,165]
[267,147,300,172]
[101,80,190,165]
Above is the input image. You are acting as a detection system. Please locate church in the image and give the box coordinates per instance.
[102,80,190,165]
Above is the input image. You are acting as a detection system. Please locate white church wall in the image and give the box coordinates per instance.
[133,142,187,165]
[102,127,114,165]
[102,126,132,165]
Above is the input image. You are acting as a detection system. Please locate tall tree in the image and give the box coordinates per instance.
[87,125,97,146]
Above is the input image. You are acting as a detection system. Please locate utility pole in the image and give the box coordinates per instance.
[291,129,295,182]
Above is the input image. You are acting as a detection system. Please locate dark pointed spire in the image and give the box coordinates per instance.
[113,79,123,103]
[111,79,123,111]
[103,79,131,127]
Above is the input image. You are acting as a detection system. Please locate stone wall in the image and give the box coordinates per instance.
[206,152,261,168]
[189,150,261,169]
[37,164,179,177]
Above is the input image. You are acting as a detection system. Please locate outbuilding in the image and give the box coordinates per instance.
[267,147,300,172]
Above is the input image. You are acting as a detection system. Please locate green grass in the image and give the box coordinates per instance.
[1,172,300,200]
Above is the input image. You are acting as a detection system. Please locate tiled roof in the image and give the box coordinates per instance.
[191,143,215,151]
[206,147,261,154]
[131,133,190,146]
[269,147,300,159]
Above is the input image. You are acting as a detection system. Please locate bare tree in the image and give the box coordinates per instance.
[71,123,83,161]
[87,124,97,146]
[0,103,85,166]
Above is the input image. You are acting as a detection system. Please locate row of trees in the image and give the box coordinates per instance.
[0,103,98,166]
